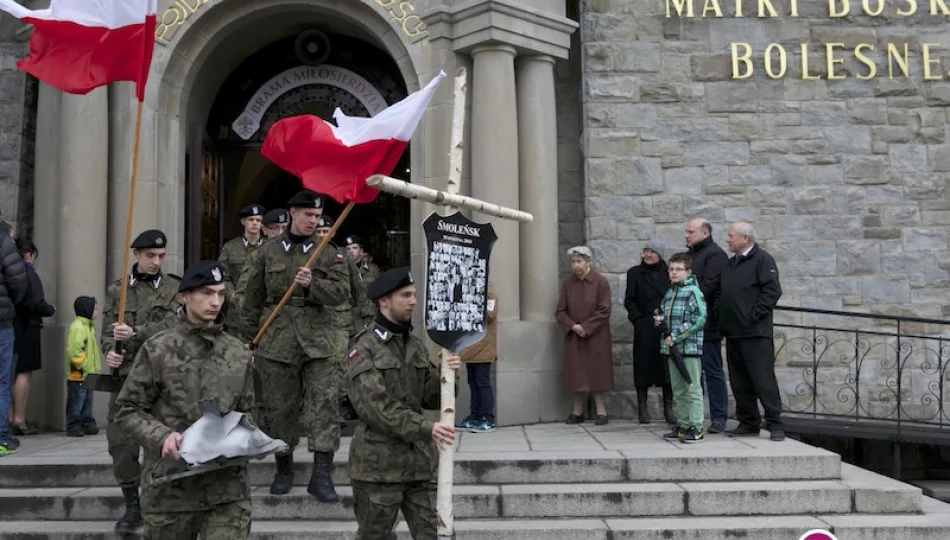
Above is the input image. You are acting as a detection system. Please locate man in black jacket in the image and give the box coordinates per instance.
[686,218,729,433]
[720,222,784,441]
[0,225,28,455]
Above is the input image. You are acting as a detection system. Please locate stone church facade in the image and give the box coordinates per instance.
[0,0,947,427]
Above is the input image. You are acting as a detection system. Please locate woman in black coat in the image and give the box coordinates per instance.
[624,241,676,425]
[11,238,55,435]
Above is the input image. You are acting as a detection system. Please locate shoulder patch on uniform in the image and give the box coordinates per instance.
[374,327,390,341]
[336,253,344,261]
[348,349,359,361]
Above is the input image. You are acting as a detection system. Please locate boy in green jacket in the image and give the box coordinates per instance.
[65,296,101,437]
[656,253,707,443]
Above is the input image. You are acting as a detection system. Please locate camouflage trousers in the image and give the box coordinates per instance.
[256,355,340,453]
[352,480,437,540]
[330,328,349,402]
[143,499,251,540]
[106,391,140,486]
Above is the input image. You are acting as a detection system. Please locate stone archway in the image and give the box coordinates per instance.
[110,0,435,274]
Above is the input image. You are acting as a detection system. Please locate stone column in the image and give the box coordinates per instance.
[471,44,520,320]
[57,89,110,427]
[517,55,560,322]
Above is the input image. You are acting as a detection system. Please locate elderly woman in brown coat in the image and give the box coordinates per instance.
[456,285,498,433]
[556,246,614,425]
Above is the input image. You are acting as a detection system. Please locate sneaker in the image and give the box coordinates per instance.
[455,417,476,431]
[0,438,19,456]
[470,421,495,433]
[663,427,685,439]
[681,427,704,443]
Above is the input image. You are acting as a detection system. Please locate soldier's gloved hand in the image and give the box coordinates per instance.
[113,323,134,342]
[161,432,183,460]
[432,422,455,451]
[105,351,124,369]
[294,267,312,288]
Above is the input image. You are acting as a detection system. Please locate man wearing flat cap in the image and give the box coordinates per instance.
[238,189,350,501]
[101,229,183,534]
[114,260,255,539]
[219,204,266,339]
[261,209,289,239]
[347,267,461,540]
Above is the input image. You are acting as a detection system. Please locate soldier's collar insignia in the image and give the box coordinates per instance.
[153,276,162,289]
[128,275,137,287]
[374,327,390,341]
[303,242,314,253]
[281,240,292,253]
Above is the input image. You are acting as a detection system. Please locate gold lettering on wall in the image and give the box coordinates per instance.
[155,0,428,46]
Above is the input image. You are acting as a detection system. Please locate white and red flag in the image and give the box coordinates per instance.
[262,70,446,204]
[0,0,157,101]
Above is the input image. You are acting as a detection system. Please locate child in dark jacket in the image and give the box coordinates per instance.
[656,253,707,443]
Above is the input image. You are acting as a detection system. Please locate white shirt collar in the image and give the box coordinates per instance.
[741,244,755,257]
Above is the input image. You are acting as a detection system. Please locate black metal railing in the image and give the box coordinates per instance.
[774,306,950,439]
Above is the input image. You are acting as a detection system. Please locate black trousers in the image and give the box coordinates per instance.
[726,336,783,429]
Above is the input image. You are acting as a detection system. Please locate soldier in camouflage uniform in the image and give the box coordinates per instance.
[347,267,461,540]
[238,189,350,501]
[261,208,290,240]
[343,234,380,333]
[218,204,265,340]
[114,260,254,540]
[102,229,183,534]
[315,217,363,418]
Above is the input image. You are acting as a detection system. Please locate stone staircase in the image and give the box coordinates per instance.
[3,421,950,538]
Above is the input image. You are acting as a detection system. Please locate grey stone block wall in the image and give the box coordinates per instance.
[0,42,37,236]
[557,1,585,278]
[579,0,950,414]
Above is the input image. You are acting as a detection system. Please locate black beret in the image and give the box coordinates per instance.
[179,260,226,293]
[366,267,414,301]
[343,235,362,247]
[262,209,289,225]
[131,229,167,249]
[316,215,334,228]
[287,189,324,209]
[239,204,265,218]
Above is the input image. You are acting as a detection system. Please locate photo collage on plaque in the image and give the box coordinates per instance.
[426,241,488,334]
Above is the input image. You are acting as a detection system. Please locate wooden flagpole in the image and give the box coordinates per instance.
[116,101,145,325]
[436,65,468,540]
[250,200,356,345]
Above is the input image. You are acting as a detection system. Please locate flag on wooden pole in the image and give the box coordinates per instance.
[0,0,157,101]
[261,70,446,204]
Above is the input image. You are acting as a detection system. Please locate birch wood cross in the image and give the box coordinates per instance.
[365,66,533,539]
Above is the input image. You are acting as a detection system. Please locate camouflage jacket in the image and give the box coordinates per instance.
[328,244,363,339]
[237,232,350,362]
[101,271,182,377]
[353,261,381,333]
[219,237,263,341]
[347,319,440,483]
[113,316,254,513]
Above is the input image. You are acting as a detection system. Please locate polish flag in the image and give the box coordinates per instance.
[262,70,446,204]
[0,0,157,101]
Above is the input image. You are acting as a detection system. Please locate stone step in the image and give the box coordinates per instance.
[0,474,920,521]
[0,447,842,488]
[6,513,950,540]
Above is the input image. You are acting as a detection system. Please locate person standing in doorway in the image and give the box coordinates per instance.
[721,222,784,441]
[556,246,614,425]
[685,217,729,433]
[10,238,56,436]
[0,224,27,456]
[624,240,675,425]
[102,229,182,534]
[456,284,498,433]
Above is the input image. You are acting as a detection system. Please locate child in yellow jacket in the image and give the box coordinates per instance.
[65,296,101,437]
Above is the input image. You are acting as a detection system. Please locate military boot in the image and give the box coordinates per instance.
[270,453,294,495]
[114,485,143,534]
[307,452,340,502]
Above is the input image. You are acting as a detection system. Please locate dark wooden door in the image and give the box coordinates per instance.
[185,127,222,267]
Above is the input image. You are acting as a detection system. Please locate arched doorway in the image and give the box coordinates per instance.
[187,30,411,269]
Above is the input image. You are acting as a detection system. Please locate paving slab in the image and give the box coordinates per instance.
[822,513,950,540]
[621,447,841,481]
[839,462,922,513]
[679,480,853,516]
[499,483,685,517]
